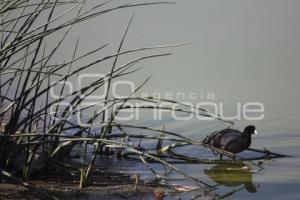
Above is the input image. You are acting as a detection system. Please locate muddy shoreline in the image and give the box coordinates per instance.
[0,170,160,200]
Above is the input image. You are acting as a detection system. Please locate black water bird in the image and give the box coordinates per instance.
[203,125,258,160]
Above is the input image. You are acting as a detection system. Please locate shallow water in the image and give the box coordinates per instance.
[70,1,300,199]
[4,0,300,199]
[94,120,300,199]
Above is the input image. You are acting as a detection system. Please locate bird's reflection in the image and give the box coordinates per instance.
[204,161,257,193]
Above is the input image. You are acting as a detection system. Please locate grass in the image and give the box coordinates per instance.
[0,1,288,199]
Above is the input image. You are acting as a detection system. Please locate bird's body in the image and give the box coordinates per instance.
[203,125,257,159]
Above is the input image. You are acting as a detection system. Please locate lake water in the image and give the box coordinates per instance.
[4,0,300,199]
[78,1,300,199]
[91,116,300,199]
[67,1,300,199]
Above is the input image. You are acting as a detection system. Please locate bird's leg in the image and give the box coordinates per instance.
[219,154,223,160]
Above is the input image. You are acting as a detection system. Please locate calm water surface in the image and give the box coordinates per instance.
[97,116,300,200]
[51,1,300,199]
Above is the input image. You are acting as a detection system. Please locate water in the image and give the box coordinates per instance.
[91,128,299,199]
[76,1,300,199]
[100,120,300,199]
[4,0,300,199]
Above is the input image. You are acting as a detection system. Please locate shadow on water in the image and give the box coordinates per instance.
[205,161,257,193]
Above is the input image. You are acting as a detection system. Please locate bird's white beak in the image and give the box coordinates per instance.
[254,130,258,135]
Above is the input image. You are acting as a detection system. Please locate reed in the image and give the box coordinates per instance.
[0,1,287,199]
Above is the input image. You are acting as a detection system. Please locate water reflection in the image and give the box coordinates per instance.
[204,161,257,193]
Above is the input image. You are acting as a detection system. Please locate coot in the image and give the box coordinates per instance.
[203,125,257,160]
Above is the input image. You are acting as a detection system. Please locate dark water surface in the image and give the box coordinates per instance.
[101,120,300,200]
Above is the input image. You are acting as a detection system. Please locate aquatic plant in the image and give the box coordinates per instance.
[0,1,287,199]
